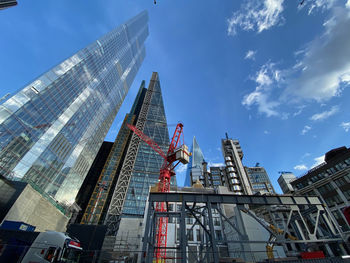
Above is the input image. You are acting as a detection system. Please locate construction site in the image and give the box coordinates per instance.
[97,119,350,263]
[2,2,350,263]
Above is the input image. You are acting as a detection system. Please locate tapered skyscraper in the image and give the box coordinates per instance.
[184,136,205,186]
[0,11,149,205]
[105,73,170,234]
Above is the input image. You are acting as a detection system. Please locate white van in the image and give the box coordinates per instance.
[21,231,82,263]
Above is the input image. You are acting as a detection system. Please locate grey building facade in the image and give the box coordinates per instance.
[277,172,296,194]
[245,166,275,194]
[0,11,148,206]
[291,146,350,235]
[221,134,253,195]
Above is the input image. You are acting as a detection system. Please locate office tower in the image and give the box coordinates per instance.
[221,134,253,195]
[291,146,350,233]
[100,73,170,260]
[0,0,17,10]
[245,166,275,194]
[277,172,296,194]
[80,80,147,225]
[0,11,148,206]
[184,136,205,186]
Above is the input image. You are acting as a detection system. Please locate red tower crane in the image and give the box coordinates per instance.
[127,123,189,262]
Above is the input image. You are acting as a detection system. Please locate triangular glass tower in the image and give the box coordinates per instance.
[104,72,170,237]
[184,136,205,186]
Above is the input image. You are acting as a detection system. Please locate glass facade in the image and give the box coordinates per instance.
[245,166,275,194]
[184,136,205,186]
[122,75,170,216]
[81,81,147,224]
[0,11,149,205]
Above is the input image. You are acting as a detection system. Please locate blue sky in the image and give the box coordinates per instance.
[1,0,350,193]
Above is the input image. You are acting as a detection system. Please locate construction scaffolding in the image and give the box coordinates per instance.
[141,191,347,263]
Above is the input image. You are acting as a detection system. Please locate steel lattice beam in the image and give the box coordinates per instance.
[104,73,158,235]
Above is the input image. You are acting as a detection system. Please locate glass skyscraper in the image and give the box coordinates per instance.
[184,136,205,186]
[103,72,170,236]
[0,11,149,205]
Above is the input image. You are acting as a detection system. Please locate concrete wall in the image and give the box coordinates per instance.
[3,184,69,232]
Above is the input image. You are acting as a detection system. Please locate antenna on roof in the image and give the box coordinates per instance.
[225,132,229,140]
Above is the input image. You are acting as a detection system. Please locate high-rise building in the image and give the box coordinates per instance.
[245,166,275,194]
[291,146,350,233]
[277,172,296,194]
[221,134,253,195]
[98,73,170,260]
[0,11,148,206]
[184,136,205,186]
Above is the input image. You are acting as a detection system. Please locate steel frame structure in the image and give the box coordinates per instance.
[104,73,157,235]
[141,192,346,263]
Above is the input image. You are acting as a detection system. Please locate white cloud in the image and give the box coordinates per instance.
[264,130,270,134]
[256,68,273,86]
[242,91,279,117]
[293,105,306,116]
[294,164,308,170]
[311,155,325,168]
[301,125,311,135]
[302,152,311,159]
[245,50,257,60]
[299,0,337,15]
[346,0,350,9]
[285,7,350,101]
[340,121,350,132]
[227,0,285,36]
[310,105,339,121]
[242,63,282,117]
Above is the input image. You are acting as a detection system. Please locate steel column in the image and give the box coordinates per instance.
[207,202,219,263]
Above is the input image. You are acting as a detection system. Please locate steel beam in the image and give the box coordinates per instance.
[207,202,219,263]
[149,192,321,206]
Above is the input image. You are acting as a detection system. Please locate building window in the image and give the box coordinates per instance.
[215,230,222,241]
[332,210,349,232]
[168,203,174,211]
[187,229,194,241]
[214,217,220,226]
[196,229,201,241]
[324,194,343,207]
[317,184,335,195]
[186,217,193,225]
[343,189,350,201]
[177,204,181,211]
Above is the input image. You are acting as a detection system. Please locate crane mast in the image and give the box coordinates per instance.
[127,123,189,262]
